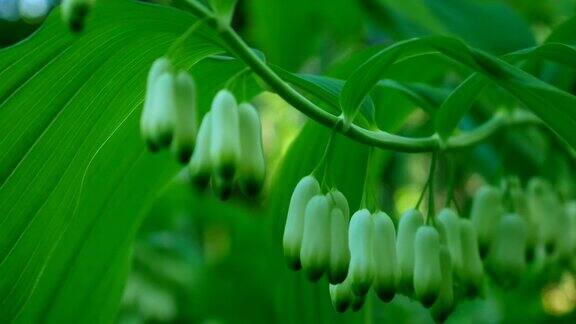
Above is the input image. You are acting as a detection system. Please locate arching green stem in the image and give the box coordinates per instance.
[183,0,543,154]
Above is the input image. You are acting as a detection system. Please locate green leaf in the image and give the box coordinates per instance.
[545,15,576,45]
[376,79,441,116]
[341,36,576,148]
[377,0,535,54]
[435,42,576,139]
[435,74,488,139]
[0,1,243,322]
[423,0,535,54]
[272,67,376,128]
[244,0,363,69]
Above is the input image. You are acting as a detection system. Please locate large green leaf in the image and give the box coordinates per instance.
[422,0,535,54]
[244,0,363,70]
[0,1,244,322]
[377,0,535,54]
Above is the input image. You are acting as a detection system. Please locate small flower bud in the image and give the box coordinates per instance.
[348,209,374,296]
[459,219,484,297]
[435,208,464,279]
[372,211,398,303]
[148,73,177,148]
[210,90,241,181]
[237,102,266,197]
[470,186,504,256]
[487,213,527,287]
[396,209,424,294]
[211,174,233,201]
[188,112,213,189]
[431,246,455,322]
[527,178,561,255]
[326,190,350,284]
[283,175,321,270]
[141,57,172,151]
[329,277,353,313]
[414,226,442,307]
[170,71,197,164]
[61,0,94,32]
[19,0,50,23]
[509,180,537,261]
[565,201,576,256]
[328,208,350,284]
[300,195,331,281]
[350,292,366,312]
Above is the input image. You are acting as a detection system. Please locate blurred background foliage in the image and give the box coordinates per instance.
[2,0,576,323]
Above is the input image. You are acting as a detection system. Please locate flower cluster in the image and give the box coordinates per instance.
[189,89,266,199]
[281,175,484,321]
[473,178,576,286]
[140,58,266,199]
[282,173,576,319]
[141,57,197,163]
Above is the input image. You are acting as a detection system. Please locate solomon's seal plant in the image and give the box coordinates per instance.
[47,0,576,321]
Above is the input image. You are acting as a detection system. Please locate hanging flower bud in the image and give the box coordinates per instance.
[19,0,50,23]
[565,201,576,256]
[350,293,366,312]
[327,190,350,284]
[141,57,172,151]
[396,209,424,294]
[62,0,94,32]
[348,209,374,296]
[431,246,455,322]
[436,208,464,279]
[283,175,321,270]
[211,174,233,201]
[237,103,266,197]
[329,277,353,313]
[170,71,197,163]
[328,208,350,284]
[459,219,484,297]
[300,195,331,281]
[188,112,213,189]
[414,226,442,307]
[508,178,529,218]
[372,211,397,303]
[553,207,574,264]
[487,214,527,287]
[508,179,537,261]
[210,89,241,181]
[147,73,177,148]
[527,178,561,255]
[470,185,504,256]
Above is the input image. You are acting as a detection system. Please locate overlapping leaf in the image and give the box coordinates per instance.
[340,36,576,148]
